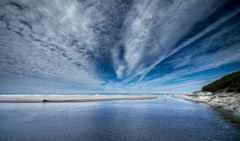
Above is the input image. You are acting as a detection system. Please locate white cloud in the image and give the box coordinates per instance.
[131,24,240,89]
[0,0,239,93]
[112,0,227,82]
[0,0,104,89]
[147,78,218,94]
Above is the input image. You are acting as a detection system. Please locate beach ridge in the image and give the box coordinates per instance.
[0,95,159,103]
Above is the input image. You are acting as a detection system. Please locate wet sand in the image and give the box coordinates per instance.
[0,95,159,103]
[172,90,240,121]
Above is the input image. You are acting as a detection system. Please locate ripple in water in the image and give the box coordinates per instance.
[0,96,240,140]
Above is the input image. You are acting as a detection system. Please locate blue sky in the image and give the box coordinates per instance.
[0,0,240,94]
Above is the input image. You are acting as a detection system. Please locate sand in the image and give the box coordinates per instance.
[172,90,240,121]
[0,95,159,103]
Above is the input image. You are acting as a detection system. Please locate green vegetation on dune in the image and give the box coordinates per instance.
[202,70,240,93]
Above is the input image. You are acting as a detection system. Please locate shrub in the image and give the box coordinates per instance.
[202,70,240,93]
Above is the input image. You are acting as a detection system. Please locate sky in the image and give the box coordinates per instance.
[0,0,240,94]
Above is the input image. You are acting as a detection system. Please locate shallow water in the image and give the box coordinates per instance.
[0,96,240,141]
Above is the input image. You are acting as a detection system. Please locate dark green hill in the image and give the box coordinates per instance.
[202,70,240,93]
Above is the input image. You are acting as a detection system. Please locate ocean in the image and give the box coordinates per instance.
[0,93,166,97]
[0,96,240,140]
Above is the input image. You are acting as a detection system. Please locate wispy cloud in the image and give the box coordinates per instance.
[0,0,104,89]
[0,0,239,93]
[112,0,228,82]
[131,22,240,89]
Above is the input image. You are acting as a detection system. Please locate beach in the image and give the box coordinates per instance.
[0,94,159,103]
[1,96,240,140]
[172,90,240,121]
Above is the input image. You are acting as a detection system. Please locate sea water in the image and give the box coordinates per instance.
[0,96,240,140]
[0,93,164,97]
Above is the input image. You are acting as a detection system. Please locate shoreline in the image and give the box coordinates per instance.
[0,95,159,103]
[172,90,240,121]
